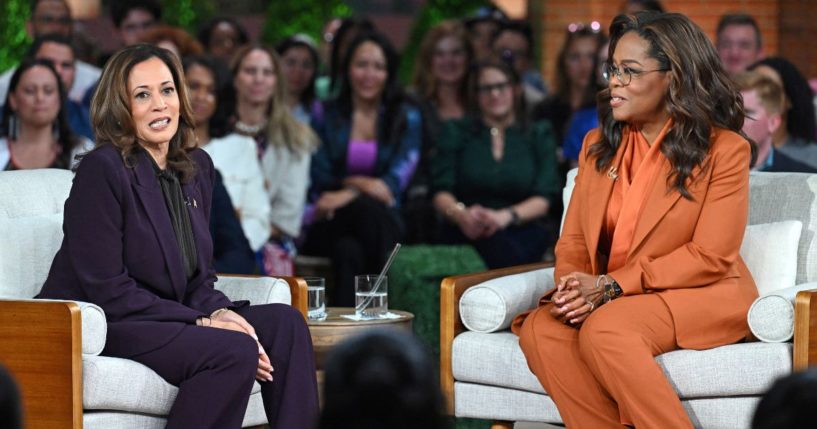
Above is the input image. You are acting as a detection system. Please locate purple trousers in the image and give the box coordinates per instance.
[123,304,319,429]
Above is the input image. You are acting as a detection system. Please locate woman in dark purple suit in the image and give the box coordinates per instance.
[38,44,318,429]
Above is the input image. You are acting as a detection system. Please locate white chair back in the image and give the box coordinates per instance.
[0,169,73,298]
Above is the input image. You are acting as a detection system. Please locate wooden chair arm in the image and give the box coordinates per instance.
[216,274,308,319]
[794,288,817,370]
[0,300,82,429]
[278,276,308,318]
[439,261,553,415]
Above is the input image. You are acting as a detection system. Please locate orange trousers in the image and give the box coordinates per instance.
[517,294,692,429]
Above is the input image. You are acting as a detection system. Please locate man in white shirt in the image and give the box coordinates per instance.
[0,0,100,104]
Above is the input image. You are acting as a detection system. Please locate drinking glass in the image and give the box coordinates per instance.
[305,277,326,321]
[355,274,388,319]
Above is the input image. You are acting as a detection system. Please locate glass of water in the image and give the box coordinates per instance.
[305,277,326,321]
[355,274,388,319]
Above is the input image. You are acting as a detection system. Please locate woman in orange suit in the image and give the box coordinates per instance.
[513,12,757,429]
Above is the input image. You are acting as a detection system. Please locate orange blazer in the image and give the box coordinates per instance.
[550,127,757,350]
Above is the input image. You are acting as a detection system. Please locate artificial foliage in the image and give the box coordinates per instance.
[399,0,491,82]
[263,1,353,46]
[0,0,31,73]
[159,0,216,34]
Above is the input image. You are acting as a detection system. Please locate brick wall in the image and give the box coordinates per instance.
[535,0,805,90]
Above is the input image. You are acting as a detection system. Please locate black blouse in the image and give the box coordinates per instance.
[149,155,198,280]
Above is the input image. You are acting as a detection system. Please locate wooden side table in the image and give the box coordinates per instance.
[307,307,414,405]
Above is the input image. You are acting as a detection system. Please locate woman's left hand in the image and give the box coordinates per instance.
[472,207,513,237]
[212,310,274,382]
[552,272,604,325]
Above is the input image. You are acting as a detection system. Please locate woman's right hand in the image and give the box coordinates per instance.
[456,205,488,240]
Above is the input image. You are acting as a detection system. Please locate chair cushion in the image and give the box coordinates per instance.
[215,275,291,305]
[748,282,817,342]
[83,355,261,415]
[453,331,791,398]
[0,213,64,299]
[459,268,554,333]
[748,172,817,285]
[740,220,801,296]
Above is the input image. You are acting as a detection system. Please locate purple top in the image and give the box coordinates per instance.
[346,139,378,176]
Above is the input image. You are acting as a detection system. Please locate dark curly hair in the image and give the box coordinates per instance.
[590,12,750,199]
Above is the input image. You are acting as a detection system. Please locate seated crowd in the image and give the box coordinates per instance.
[4,0,817,289]
[3,0,817,427]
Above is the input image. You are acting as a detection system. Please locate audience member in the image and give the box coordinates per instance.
[752,370,817,429]
[463,6,507,62]
[749,57,817,168]
[15,35,94,142]
[37,44,319,428]
[0,0,101,104]
[562,36,609,167]
[735,71,815,172]
[493,19,547,109]
[407,20,473,243]
[532,22,606,148]
[229,45,276,145]
[197,17,249,63]
[230,45,318,275]
[432,60,559,268]
[210,169,258,274]
[0,58,91,170]
[304,31,421,306]
[318,330,449,429]
[110,0,162,47]
[0,365,22,429]
[515,12,756,428]
[276,34,321,124]
[140,26,204,59]
[621,0,666,14]
[717,13,764,76]
[183,55,271,255]
[323,18,375,99]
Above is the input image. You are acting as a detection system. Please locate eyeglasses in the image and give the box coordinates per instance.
[477,81,511,95]
[602,63,668,86]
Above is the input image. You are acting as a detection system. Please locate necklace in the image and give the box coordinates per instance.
[235,119,267,136]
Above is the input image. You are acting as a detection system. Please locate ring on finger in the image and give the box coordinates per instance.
[588,301,595,312]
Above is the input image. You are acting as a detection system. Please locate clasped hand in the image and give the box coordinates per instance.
[456,204,513,240]
[549,272,604,326]
[204,309,274,382]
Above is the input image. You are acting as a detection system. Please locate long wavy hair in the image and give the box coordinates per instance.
[335,31,408,147]
[554,25,606,108]
[90,44,198,181]
[411,20,473,107]
[590,12,750,199]
[1,58,80,169]
[230,45,317,157]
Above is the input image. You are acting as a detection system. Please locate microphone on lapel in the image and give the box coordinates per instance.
[607,166,619,181]
[185,195,198,208]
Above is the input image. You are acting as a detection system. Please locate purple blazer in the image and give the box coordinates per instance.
[39,144,241,357]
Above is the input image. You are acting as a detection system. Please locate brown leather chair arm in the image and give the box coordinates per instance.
[439,262,553,415]
[794,289,817,370]
[0,300,82,429]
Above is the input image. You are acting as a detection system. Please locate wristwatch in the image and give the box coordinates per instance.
[508,208,520,226]
[602,277,623,303]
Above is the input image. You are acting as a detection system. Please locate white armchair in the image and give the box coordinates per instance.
[441,170,817,429]
[0,169,307,429]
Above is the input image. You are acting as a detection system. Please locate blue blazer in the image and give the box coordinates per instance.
[39,144,240,357]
